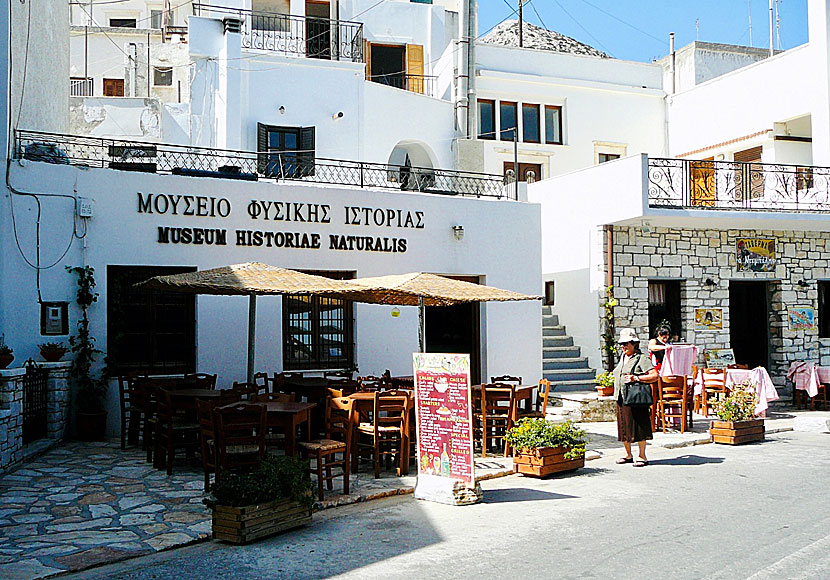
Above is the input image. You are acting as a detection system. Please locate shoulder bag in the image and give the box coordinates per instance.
[622,355,654,407]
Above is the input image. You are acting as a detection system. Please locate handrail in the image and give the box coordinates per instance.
[14,130,513,200]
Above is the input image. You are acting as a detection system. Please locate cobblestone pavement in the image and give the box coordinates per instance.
[0,441,515,580]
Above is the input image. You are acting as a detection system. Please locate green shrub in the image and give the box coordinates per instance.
[714,382,757,422]
[505,418,587,459]
[595,371,615,388]
[204,455,315,510]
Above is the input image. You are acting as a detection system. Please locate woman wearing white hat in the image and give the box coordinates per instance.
[613,328,658,467]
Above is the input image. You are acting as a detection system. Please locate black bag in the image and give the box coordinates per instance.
[622,381,654,407]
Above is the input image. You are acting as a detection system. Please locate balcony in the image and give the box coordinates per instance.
[14,130,511,199]
[367,73,436,97]
[193,4,363,63]
[648,157,830,212]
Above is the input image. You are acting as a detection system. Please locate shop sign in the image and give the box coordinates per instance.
[413,353,474,484]
[736,238,775,272]
[695,308,723,331]
[788,308,816,330]
[703,348,735,369]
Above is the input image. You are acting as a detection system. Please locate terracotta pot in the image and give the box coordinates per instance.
[75,409,108,441]
[595,385,614,397]
[0,353,14,369]
[40,349,67,362]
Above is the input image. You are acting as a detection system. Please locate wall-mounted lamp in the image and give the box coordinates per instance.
[452,225,464,241]
[278,105,285,114]
[797,279,809,288]
[704,278,717,287]
[332,111,344,120]
[641,220,652,234]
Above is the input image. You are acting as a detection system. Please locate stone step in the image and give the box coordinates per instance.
[542,345,581,358]
[546,392,617,422]
[542,312,558,326]
[544,368,597,382]
[542,324,566,337]
[542,305,553,315]
[541,335,573,346]
[545,378,599,393]
[541,356,590,369]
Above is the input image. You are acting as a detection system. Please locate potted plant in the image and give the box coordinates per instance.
[38,342,68,362]
[506,418,587,478]
[595,371,615,397]
[67,266,108,441]
[204,456,315,545]
[0,339,13,369]
[709,382,765,445]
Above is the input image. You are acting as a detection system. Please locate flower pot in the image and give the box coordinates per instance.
[0,354,13,369]
[709,418,764,445]
[595,385,614,397]
[75,409,108,441]
[513,446,585,478]
[40,350,66,362]
[212,498,312,544]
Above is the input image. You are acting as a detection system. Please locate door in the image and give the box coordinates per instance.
[305,1,330,59]
[503,162,542,183]
[103,78,125,97]
[425,276,481,384]
[367,43,406,88]
[648,281,681,341]
[690,157,715,206]
[729,281,769,369]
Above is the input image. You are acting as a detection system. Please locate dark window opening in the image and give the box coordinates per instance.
[109,18,137,28]
[729,281,769,369]
[648,280,682,341]
[478,99,496,140]
[544,281,555,306]
[153,67,173,87]
[257,123,315,178]
[425,276,481,384]
[522,103,540,143]
[598,153,620,163]
[819,282,830,338]
[500,101,517,141]
[368,44,406,89]
[107,265,196,375]
[305,1,331,59]
[545,105,563,145]
[283,270,354,371]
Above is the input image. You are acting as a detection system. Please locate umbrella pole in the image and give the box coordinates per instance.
[418,297,426,353]
[247,294,257,384]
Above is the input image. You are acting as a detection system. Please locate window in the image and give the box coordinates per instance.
[150,10,163,29]
[544,281,555,306]
[107,266,196,374]
[478,99,495,140]
[598,153,620,163]
[153,67,173,87]
[820,282,830,338]
[283,271,355,371]
[522,103,540,143]
[103,78,125,97]
[499,101,517,141]
[109,18,137,28]
[70,77,93,96]
[545,105,563,145]
[256,123,315,178]
[648,281,682,341]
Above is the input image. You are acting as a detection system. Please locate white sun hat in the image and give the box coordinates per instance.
[617,328,640,343]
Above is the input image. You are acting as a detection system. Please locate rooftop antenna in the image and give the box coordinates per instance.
[769,0,774,56]
[749,0,753,47]
[518,0,525,47]
[775,0,782,50]
[696,18,699,41]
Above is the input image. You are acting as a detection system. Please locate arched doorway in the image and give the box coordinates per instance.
[387,141,438,191]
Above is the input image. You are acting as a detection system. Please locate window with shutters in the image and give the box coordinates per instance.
[256,124,315,178]
[734,145,764,200]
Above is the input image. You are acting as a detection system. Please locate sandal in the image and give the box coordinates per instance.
[616,457,634,464]
[633,459,649,467]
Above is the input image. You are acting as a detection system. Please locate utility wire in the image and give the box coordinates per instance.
[578,0,666,46]
[551,0,613,56]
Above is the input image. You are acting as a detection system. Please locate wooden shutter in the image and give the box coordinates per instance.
[364,40,371,79]
[299,126,315,177]
[256,123,269,175]
[406,44,424,94]
[734,146,762,163]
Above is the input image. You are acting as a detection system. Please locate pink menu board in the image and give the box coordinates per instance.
[413,353,474,484]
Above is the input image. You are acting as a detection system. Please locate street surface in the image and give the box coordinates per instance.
[66,432,830,580]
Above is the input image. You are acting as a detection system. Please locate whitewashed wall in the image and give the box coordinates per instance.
[2,162,541,435]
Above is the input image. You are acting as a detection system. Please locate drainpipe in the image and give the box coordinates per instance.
[457,0,469,135]
[605,225,614,290]
[769,0,775,57]
[128,43,137,97]
[466,0,477,139]
[669,32,675,94]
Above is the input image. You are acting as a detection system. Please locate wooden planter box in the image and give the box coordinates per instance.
[709,418,765,445]
[212,498,312,545]
[513,446,585,478]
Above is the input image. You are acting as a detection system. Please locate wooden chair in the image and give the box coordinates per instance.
[491,375,522,386]
[196,397,235,491]
[517,378,551,420]
[231,381,262,401]
[213,403,267,482]
[480,384,515,457]
[700,368,728,417]
[253,392,294,403]
[118,374,145,450]
[184,373,217,389]
[727,364,749,369]
[657,376,689,433]
[154,388,200,475]
[355,391,409,478]
[253,372,270,393]
[298,396,354,500]
[327,378,359,397]
[357,376,384,392]
[141,379,159,463]
[324,370,353,380]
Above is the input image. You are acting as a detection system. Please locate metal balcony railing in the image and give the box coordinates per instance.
[368,74,437,97]
[648,157,830,212]
[14,130,512,200]
[193,4,364,63]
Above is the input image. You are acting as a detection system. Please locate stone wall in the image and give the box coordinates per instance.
[605,225,830,392]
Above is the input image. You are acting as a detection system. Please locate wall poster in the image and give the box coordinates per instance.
[788,307,816,330]
[703,348,735,369]
[695,308,723,331]
[736,238,776,272]
[413,353,474,485]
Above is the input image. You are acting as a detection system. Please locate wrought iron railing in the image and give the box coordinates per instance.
[368,74,437,97]
[648,157,830,212]
[14,130,512,199]
[193,4,363,63]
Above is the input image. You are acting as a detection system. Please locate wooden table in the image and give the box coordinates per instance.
[262,401,316,456]
[348,392,414,476]
[471,384,537,415]
[282,377,331,435]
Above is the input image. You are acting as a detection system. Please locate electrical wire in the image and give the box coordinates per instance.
[578,0,667,47]
[528,0,549,31]
[550,0,612,56]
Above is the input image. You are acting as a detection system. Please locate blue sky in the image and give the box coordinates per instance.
[478,0,809,62]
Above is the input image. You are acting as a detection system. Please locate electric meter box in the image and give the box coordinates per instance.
[77,198,93,218]
[40,302,69,336]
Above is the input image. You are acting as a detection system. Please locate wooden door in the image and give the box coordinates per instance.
[503,162,542,183]
[103,78,125,97]
[690,157,715,206]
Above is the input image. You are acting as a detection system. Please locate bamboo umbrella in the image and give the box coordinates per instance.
[135,262,360,382]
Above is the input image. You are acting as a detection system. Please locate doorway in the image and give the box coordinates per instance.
[425,276,481,384]
[305,1,331,59]
[368,44,406,89]
[729,281,769,369]
[503,161,542,183]
[648,280,682,341]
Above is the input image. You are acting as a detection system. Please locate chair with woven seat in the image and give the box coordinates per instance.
[480,384,515,457]
[700,368,728,417]
[196,396,239,491]
[355,391,409,478]
[327,378,359,398]
[184,373,217,390]
[213,402,267,482]
[298,396,354,500]
[118,374,146,450]
[516,379,551,420]
[657,375,689,433]
[357,376,384,392]
[491,375,522,386]
[154,388,201,475]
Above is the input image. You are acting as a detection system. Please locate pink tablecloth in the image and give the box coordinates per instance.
[660,344,697,377]
[693,367,779,416]
[787,362,830,398]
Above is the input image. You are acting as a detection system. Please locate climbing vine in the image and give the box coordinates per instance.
[67,265,107,412]
[600,285,617,373]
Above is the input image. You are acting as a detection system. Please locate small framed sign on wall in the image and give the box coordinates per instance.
[788,307,816,330]
[695,308,723,331]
